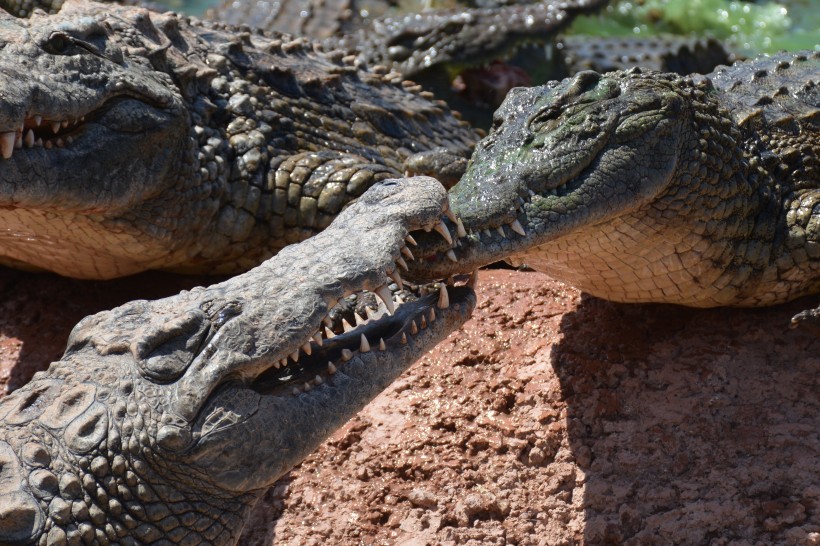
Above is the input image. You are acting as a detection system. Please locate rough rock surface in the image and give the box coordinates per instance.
[1,268,817,544]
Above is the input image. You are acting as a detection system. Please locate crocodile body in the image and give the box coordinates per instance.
[410,51,819,313]
[0,0,476,279]
[0,175,476,546]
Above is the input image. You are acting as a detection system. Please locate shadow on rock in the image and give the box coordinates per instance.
[551,295,819,544]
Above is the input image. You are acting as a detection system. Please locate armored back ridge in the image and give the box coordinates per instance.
[0,0,476,279]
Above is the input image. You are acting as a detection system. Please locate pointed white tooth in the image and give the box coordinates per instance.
[341,348,353,361]
[405,234,417,246]
[327,361,337,374]
[410,320,418,335]
[446,250,457,263]
[389,269,404,290]
[313,333,323,346]
[0,132,14,159]
[34,115,42,126]
[429,308,436,322]
[80,116,85,122]
[456,218,467,238]
[379,338,386,351]
[35,138,43,147]
[496,226,506,238]
[65,136,73,144]
[420,315,427,329]
[14,133,22,149]
[483,229,492,238]
[434,220,453,245]
[56,138,64,148]
[360,334,370,353]
[445,207,457,222]
[401,333,407,345]
[18,120,23,133]
[396,256,408,271]
[290,350,299,363]
[61,120,69,128]
[292,388,301,395]
[45,140,52,149]
[401,246,414,261]
[473,230,481,241]
[510,219,526,236]
[24,129,34,148]
[280,358,288,368]
[342,318,354,332]
[273,360,281,369]
[437,284,449,309]
[50,121,60,134]
[301,342,312,356]
[314,375,322,385]
[375,285,395,315]
[324,326,336,338]
[303,383,311,391]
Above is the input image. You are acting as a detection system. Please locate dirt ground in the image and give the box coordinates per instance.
[0,267,817,545]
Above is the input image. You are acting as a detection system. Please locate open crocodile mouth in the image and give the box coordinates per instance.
[249,277,475,398]
[0,114,86,158]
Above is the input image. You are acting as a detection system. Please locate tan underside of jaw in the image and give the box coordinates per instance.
[0,208,174,279]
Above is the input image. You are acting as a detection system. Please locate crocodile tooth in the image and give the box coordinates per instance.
[301,342,312,356]
[273,360,281,369]
[456,218,467,238]
[405,234,417,246]
[437,284,449,309]
[342,318,355,332]
[429,308,436,322]
[341,348,353,361]
[401,246,414,261]
[324,326,335,338]
[303,383,311,391]
[401,333,407,344]
[360,334,370,353]
[388,269,403,290]
[24,129,34,148]
[410,320,418,335]
[510,219,526,237]
[434,220,453,245]
[314,375,322,385]
[66,136,73,144]
[34,115,42,126]
[396,256,408,271]
[467,271,479,288]
[375,285,395,314]
[379,338,386,351]
[323,316,333,327]
[473,230,481,241]
[50,121,60,134]
[420,315,427,329]
[35,138,43,147]
[290,350,299,363]
[292,388,301,396]
[444,207,457,223]
[446,250,457,262]
[56,138,64,148]
[61,120,69,128]
[327,362,337,374]
[0,132,14,159]
[496,226,506,238]
[313,333,323,346]
[14,132,22,150]
[45,140,52,149]
[483,229,492,238]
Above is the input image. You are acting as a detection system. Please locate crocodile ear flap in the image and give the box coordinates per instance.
[131,310,211,383]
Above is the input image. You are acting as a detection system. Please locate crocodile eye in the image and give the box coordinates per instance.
[44,32,72,54]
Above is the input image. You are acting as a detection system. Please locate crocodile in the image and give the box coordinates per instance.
[0,0,476,280]
[0,175,476,545]
[408,51,819,324]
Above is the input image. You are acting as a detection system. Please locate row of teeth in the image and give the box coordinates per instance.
[0,116,83,159]
[291,281,459,395]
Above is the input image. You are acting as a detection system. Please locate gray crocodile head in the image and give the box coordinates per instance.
[409,67,779,305]
[0,176,476,544]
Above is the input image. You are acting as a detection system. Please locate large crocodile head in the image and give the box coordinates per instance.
[0,2,198,278]
[0,176,475,544]
[410,67,779,306]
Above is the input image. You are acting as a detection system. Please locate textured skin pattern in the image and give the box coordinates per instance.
[558,35,735,76]
[409,51,819,309]
[0,176,476,545]
[0,0,476,279]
